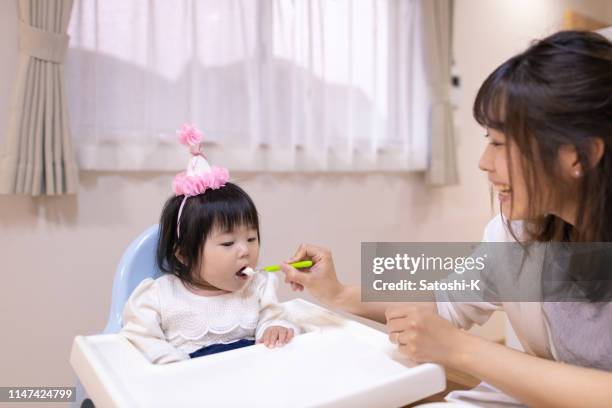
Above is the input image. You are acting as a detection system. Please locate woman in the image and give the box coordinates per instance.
[281,31,612,407]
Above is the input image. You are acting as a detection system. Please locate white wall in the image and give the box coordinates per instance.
[1,0,611,390]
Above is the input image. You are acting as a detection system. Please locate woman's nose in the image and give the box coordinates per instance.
[479,145,493,173]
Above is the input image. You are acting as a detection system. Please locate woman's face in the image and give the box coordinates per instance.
[478,128,530,220]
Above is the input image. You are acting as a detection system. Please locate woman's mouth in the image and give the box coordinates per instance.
[493,184,512,202]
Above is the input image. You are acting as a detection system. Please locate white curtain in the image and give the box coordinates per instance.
[66,0,432,172]
[0,0,79,195]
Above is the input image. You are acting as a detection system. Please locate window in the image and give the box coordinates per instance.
[66,0,428,171]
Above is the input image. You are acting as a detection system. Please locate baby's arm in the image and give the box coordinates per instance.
[121,278,189,364]
[255,273,301,346]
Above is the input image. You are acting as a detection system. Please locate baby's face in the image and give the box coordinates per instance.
[198,224,260,292]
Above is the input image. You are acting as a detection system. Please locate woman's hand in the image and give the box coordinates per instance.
[258,326,295,348]
[385,303,469,367]
[280,244,345,306]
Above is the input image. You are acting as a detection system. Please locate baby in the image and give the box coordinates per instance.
[121,124,299,364]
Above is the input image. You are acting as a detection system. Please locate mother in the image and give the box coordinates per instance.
[281,31,612,407]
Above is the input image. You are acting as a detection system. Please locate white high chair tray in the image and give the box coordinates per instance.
[71,299,445,407]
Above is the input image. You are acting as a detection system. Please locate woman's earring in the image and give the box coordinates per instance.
[574,170,581,177]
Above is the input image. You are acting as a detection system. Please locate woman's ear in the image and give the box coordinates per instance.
[558,144,581,178]
[587,137,605,168]
[558,137,605,178]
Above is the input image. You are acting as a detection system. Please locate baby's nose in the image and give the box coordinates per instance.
[237,243,249,257]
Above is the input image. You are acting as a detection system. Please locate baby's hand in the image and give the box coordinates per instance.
[258,326,294,348]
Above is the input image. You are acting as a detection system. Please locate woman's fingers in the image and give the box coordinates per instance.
[285,273,305,291]
[385,305,429,345]
[385,305,411,322]
[385,305,463,365]
[280,263,311,286]
[285,243,329,264]
[286,243,308,263]
[385,303,434,322]
[387,314,413,344]
[387,316,410,333]
[282,243,343,304]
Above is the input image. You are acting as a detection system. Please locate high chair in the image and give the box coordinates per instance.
[74,224,161,407]
[71,225,446,408]
[101,224,162,334]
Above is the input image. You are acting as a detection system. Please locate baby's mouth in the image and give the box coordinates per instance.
[236,266,247,278]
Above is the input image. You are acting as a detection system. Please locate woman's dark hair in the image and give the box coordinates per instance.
[156,182,260,289]
[474,31,612,301]
[474,30,612,242]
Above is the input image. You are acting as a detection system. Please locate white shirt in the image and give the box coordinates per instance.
[436,215,550,407]
[121,272,300,364]
[439,215,612,407]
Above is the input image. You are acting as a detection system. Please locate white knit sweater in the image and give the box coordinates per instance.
[121,272,299,364]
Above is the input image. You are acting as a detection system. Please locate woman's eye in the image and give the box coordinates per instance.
[221,241,234,247]
[485,133,505,147]
[248,237,258,243]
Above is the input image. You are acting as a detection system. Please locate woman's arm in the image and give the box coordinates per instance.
[280,244,435,324]
[329,285,436,324]
[280,245,386,323]
[386,305,612,408]
[458,333,612,408]
[328,285,388,323]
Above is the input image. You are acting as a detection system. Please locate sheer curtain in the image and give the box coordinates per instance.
[66,0,430,172]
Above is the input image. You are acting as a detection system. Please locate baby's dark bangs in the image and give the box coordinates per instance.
[202,183,260,234]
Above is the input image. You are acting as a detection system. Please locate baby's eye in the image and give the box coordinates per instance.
[489,141,504,147]
[221,241,234,247]
[248,237,258,243]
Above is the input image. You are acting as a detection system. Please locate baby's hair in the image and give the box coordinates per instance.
[156,182,260,288]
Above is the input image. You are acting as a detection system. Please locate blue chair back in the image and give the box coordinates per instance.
[76,224,163,407]
[103,224,163,333]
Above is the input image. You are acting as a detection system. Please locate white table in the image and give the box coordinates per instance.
[71,299,445,407]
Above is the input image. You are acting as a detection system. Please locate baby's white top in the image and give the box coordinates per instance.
[121,272,299,364]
